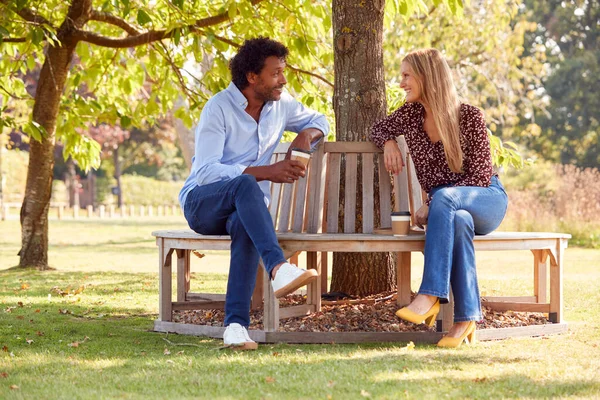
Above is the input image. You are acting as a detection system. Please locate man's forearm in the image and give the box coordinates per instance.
[243,165,271,181]
[301,128,325,144]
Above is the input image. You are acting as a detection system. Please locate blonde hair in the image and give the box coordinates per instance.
[403,49,463,173]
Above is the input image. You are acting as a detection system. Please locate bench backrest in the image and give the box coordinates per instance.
[268,139,425,234]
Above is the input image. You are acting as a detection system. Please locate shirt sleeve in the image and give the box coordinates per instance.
[283,94,330,148]
[370,103,413,149]
[453,105,494,187]
[193,103,246,186]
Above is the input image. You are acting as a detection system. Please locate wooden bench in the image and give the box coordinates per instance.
[153,140,570,343]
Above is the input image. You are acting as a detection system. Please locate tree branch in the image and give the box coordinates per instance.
[2,37,27,43]
[287,65,334,88]
[74,29,169,48]
[88,10,140,36]
[0,0,54,28]
[205,33,334,88]
[75,0,265,48]
[411,5,437,21]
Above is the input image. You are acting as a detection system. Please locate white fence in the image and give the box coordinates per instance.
[1,202,181,221]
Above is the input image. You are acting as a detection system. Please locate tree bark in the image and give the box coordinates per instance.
[113,146,123,208]
[330,0,395,296]
[19,0,92,269]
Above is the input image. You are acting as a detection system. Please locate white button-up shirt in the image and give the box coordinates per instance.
[179,83,329,212]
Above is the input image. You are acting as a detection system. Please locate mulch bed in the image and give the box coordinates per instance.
[174,291,550,332]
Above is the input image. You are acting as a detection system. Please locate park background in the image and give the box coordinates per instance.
[1,0,599,398]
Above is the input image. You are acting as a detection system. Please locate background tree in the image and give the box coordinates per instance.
[0,0,332,269]
[519,0,599,167]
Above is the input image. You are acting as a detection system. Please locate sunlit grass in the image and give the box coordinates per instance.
[1,218,600,398]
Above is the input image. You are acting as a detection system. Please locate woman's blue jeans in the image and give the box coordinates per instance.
[183,175,286,328]
[419,176,508,322]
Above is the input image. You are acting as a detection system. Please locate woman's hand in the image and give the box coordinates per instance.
[383,139,404,175]
[415,204,429,229]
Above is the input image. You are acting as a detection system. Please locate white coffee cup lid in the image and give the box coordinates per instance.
[291,150,310,159]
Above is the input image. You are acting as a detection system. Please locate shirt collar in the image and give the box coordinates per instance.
[226,82,275,113]
[226,82,248,109]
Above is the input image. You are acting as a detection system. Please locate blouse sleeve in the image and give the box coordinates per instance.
[370,103,414,149]
[453,105,494,187]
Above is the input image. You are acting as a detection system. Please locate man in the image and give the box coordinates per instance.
[179,37,329,350]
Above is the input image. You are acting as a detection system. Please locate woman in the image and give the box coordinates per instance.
[370,48,508,348]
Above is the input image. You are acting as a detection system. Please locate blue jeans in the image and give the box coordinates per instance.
[419,176,508,322]
[184,175,286,327]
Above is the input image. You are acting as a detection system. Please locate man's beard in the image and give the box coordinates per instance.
[256,85,283,102]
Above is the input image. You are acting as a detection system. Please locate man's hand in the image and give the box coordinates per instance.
[383,139,404,175]
[415,204,429,229]
[244,160,306,183]
[268,160,306,183]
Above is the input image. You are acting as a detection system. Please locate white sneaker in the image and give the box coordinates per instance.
[223,323,258,350]
[272,262,318,298]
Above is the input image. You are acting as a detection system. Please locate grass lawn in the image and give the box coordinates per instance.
[1,218,599,399]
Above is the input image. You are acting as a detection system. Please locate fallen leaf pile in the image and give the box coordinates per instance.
[175,292,549,332]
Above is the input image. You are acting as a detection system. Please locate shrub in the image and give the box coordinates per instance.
[119,175,183,206]
[1,149,28,202]
[501,164,600,248]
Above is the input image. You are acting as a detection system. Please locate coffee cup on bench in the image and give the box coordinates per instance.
[391,211,411,236]
[290,148,311,168]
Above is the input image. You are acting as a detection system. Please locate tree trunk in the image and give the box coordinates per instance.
[0,129,5,211]
[113,146,123,208]
[19,0,92,269]
[330,0,395,296]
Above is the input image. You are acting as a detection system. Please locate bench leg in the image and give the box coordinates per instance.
[262,261,279,332]
[158,240,174,322]
[549,239,566,323]
[437,290,454,332]
[306,251,322,312]
[396,252,412,306]
[251,263,264,310]
[320,252,328,294]
[532,249,548,303]
[176,249,190,302]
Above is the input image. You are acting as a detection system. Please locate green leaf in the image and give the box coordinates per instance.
[24,121,47,142]
[172,0,184,10]
[31,28,44,46]
[0,25,9,37]
[120,115,132,128]
[173,28,181,46]
[16,0,28,11]
[137,9,152,26]
[227,2,237,19]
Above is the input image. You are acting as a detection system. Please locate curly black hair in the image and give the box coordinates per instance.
[230,37,289,90]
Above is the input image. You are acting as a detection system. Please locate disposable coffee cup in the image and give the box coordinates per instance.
[391,211,411,236]
[290,148,311,168]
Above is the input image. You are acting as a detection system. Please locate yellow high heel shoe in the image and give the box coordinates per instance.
[395,299,440,327]
[437,321,476,348]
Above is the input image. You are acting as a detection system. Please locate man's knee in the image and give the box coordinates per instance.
[233,174,261,193]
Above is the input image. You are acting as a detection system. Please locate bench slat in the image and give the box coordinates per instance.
[269,153,284,227]
[325,141,381,153]
[292,172,309,232]
[378,153,392,228]
[277,182,294,233]
[344,153,358,233]
[395,136,411,212]
[307,144,327,233]
[406,152,424,215]
[326,153,341,233]
[362,153,374,233]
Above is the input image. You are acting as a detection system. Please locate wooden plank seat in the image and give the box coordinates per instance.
[153,140,570,343]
